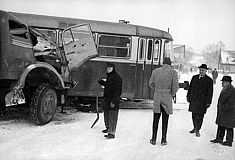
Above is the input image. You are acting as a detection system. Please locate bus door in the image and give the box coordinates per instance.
[62,24,98,81]
[149,39,161,99]
[135,38,151,99]
[135,38,161,99]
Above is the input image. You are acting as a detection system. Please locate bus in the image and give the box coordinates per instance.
[10,12,179,103]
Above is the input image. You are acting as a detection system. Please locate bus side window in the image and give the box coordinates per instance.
[139,39,145,60]
[147,40,153,60]
[9,20,28,39]
[98,34,131,58]
[154,40,160,61]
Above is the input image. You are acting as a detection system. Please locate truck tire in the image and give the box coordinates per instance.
[0,88,8,113]
[30,84,57,125]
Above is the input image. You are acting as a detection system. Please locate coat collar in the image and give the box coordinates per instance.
[198,74,207,79]
[220,84,233,95]
[106,69,116,76]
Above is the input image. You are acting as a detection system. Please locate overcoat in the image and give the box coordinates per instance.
[98,69,122,110]
[187,74,213,114]
[149,64,179,114]
[216,84,235,128]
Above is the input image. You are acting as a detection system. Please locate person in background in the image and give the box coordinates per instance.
[98,62,122,139]
[149,57,179,146]
[187,64,213,137]
[210,76,235,147]
[212,68,218,84]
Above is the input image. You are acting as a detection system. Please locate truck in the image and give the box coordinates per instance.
[0,10,98,125]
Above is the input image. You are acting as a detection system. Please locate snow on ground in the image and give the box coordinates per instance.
[0,73,235,160]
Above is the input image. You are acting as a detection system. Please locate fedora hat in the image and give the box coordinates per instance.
[106,62,115,68]
[221,76,232,82]
[198,64,208,69]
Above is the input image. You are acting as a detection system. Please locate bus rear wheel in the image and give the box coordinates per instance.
[30,84,57,125]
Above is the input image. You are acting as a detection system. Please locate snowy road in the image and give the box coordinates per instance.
[0,73,235,160]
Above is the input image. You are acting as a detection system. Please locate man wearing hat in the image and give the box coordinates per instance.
[210,76,235,147]
[187,64,213,137]
[98,62,122,139]
[149,57,179,145]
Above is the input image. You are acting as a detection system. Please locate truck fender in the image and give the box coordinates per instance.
[5,62,66,106]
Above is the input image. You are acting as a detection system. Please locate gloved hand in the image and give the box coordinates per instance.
[110,102,115,108]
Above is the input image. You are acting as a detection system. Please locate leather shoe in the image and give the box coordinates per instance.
[102,128,108,133]
[222,141,232,147]
[104,134,115,139]
[150,139,156,145]
[161,139,167,146]
[196,130,200,137]
[189,129,196,134]
[210,139,223,144]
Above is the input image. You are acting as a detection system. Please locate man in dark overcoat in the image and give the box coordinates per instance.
[212,68,218,84]
[98,62,122,139]
[187,64,213,137]
[210,76,235,147]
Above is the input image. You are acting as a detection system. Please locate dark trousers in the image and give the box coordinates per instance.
[104,109,119,135]
[151,105,169,141]
[192,113,204,131]
[216,125,234,142]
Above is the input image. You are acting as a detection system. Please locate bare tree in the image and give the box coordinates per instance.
[202,41,225,68]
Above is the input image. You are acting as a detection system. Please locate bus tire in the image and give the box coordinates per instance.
[30,84,57,125]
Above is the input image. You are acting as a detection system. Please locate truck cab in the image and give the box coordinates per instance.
[0,10,98,124]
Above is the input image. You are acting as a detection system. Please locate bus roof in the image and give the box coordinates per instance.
[9,11,173,40]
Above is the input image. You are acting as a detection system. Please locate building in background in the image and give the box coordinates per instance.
[218,50,235,73]
[173,45,186,72]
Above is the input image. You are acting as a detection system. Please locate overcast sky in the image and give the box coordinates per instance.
[0,0,235,53]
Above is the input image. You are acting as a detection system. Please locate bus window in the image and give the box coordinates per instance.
[98,34,131,58]
[139,39,145,60]
[164,39,173,59]
[154,40,160,61]
[147,39,153,60]
[9,20,28,39]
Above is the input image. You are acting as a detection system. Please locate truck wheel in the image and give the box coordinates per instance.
[30,84,57,125]
[0,89,8,113]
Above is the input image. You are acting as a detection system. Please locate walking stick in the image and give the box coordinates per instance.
[91,94,99,128]
[91,62,101,128]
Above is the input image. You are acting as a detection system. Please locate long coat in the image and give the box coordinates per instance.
[216,84,235,128]
[98,69,122,110]
[149,64,179,114]
[187,74,213,114]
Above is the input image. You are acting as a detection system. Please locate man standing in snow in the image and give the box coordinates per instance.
[98,62,122,139]
[187,64,213,137]
[149,57,179,145]
[210,76,235,147]
[212,68,218,84]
